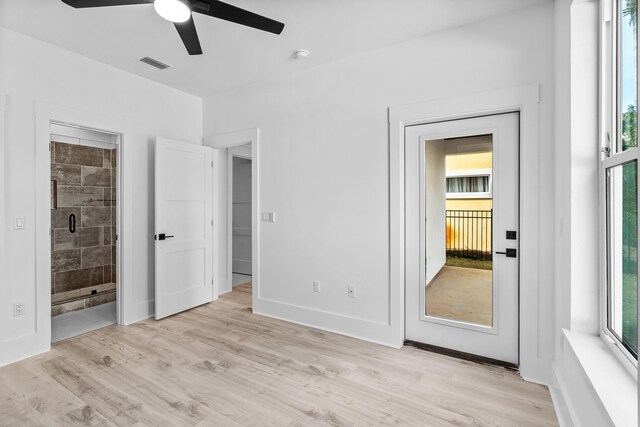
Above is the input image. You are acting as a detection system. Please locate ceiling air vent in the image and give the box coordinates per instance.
[140,56,171,70]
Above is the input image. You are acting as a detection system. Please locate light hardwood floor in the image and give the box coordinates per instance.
[0,284,558,426]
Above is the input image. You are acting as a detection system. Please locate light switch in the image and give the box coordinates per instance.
[14,216,25,230]
[261,212,276,223]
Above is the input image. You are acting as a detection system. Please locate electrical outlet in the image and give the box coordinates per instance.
[347,285,355,298]
[13,301,25,316]
[313,280,321,293]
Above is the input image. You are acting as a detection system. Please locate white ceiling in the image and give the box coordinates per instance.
[0,0,549,97]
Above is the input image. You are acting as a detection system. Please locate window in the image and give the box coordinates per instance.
[446,175,490,193]
[602,0,639,367]
[445,169,492,199]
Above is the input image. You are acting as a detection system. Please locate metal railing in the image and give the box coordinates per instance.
[445,209,492,261]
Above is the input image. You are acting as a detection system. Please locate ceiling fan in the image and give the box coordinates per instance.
[61,0,285,56]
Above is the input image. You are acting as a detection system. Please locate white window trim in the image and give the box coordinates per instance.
[599,148,639,377]
[445,168,493,199]
[599,0,639,377]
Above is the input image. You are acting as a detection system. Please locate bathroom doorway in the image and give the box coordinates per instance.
[50,123,119,342]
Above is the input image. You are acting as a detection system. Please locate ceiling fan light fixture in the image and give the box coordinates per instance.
[154,0,191,23]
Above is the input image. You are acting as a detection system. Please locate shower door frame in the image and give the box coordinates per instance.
[35,101,134,353]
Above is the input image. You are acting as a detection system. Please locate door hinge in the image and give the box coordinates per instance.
[49,143,52,152]
[211,278,214,285]
[211,160,214,167]
[211,219,213,226]
[115,234,118,241]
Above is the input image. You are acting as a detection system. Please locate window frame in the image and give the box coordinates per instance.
[600,0,640,376]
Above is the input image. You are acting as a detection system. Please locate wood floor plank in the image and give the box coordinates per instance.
[0,283,558,426]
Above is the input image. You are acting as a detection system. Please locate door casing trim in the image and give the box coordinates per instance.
[35,101,135,355]
[204,128,260,310]
[389,84,548,384]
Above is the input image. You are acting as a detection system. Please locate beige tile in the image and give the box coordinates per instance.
[103,149,112,169]
[51,289,81,304]
[81,206,111,227]
[51,249,81,273]
[85,291,116,308]
[80,227,103,248]
[51,164,81,185]
[78,187,105,206]
[55,186,80,208]
[51,207,80,229]
[78,282,116,297]
[53,229,79,251]
[81,246,111,269]
[54,267,104,293]
[103,188,112,207]
[81,166,111,187]
[54,143,103,167]
[103,226,111,246]
[51,299,85,317]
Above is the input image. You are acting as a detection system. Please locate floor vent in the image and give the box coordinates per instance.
[140,56,171,70]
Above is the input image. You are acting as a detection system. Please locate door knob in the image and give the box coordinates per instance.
[155,233,175,241]
[495,248,517,258]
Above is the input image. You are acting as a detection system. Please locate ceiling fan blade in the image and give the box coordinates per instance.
[192,0,284,35]
[174,16,203,55]
[61,0,152,7]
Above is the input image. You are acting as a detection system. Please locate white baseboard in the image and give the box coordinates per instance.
[254,297,402,348]
[232,259,252,275]
[550,365,575,427]
[124,300,154,325]
[0,332,48,368]
[217,278,232,295]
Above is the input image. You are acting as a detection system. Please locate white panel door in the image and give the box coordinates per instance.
[405,113,519,364]
[155,137,213,319]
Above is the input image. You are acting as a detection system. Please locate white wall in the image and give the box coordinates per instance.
[203,2,555,353]
[424,139,446,285]
[232,157,252,276]
[0,27,202,366]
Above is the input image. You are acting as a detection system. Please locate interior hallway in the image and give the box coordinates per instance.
[0,283,556,426]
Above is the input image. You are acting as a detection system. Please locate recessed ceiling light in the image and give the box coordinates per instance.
[154,0,191,23]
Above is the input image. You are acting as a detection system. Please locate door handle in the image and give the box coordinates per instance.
[155,233,175,241]
[495,248,517,258]
[69,214,76,233]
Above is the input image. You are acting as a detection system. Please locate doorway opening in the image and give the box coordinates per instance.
[228,145,252,288]
[50,123,119,342]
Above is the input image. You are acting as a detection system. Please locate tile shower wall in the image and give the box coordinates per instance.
[51,142,116,316]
